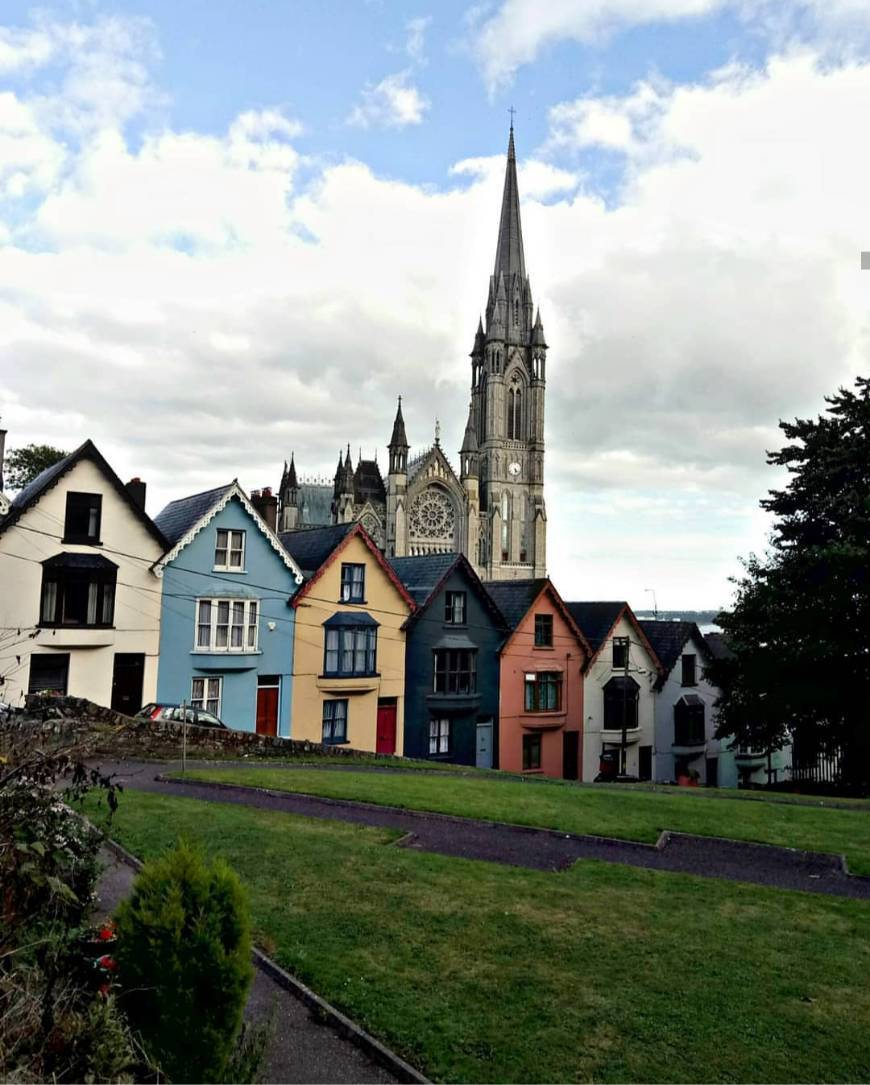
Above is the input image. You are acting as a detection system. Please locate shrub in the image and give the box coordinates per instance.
[114,841,254,1083]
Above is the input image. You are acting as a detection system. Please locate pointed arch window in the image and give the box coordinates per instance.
[501,491,510,562]
[507,382,523,440]
[513,298,520,325]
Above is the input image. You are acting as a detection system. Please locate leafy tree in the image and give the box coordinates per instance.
[4,443,67,490]
[711,375,870,790]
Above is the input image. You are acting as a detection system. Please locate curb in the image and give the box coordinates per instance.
[102,835,429,1084]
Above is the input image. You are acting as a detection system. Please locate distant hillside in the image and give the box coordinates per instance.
[634,610,721,625]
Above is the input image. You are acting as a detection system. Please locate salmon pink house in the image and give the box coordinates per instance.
[486,579,590,778]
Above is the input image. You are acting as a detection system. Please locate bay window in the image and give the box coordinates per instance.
[433,648,477,694]
[323,614,378,676]
[524,671,562,712]
[39,554,117,628]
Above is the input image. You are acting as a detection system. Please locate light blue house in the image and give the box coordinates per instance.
[152,482,303,735]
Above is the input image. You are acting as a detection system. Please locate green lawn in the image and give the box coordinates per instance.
[84,790,870,1084]
[174,765,870,875]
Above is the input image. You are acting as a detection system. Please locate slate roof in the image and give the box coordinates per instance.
[483,578,549,631]
[353,459,385,505]
[153,484,230,546]
[704,631,734,661]
[279,523,355,577]
[389,553,459,606]
[564,602,626,653]
[298,483,332,527]
[638,620,699,678]
[0,439,168,548]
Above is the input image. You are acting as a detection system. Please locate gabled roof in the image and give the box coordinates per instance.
[485,578,591,657]
[566,600,663,673]
[0,439,168,549]
[153,481,303,583]
[288,522,416,613]
[279,523,355,578]
[639,620,710,680]
[390,553,507,630]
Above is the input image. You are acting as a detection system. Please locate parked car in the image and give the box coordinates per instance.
[136,703,228,729]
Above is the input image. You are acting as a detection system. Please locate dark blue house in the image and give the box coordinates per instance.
[390,553,507,767]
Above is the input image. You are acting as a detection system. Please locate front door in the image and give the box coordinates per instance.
[638,744,653,781]
[476,719,493,769]
[111,653,144,715]
[256,676,280,736]
[706,756,719,788]
[562,730,579,780]
[376,699,397,755]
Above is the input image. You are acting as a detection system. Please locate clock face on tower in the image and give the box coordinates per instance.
[508,461,521,477]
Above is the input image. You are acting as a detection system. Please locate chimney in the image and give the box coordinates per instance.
[250,486,277,531]
[0,425,6,492]
[126,477,146,510]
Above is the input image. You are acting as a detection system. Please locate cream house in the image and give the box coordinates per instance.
[0,440,167,712]
[566,602,663,782]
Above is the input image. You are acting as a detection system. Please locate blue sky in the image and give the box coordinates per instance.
[1,0,870,606]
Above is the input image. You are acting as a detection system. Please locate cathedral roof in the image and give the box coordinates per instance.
[494,126,526,284]
[353,458,385,505]
[298,483,332,527]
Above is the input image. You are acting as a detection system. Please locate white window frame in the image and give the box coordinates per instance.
[214,528,246,571]
[191,675,222,715]
[429,717,450,755]
[194,598,259,653]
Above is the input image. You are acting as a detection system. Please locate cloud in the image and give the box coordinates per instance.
[405,16,432,64]
[347,69,430,128]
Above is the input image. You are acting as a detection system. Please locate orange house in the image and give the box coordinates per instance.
[486,579,591,779]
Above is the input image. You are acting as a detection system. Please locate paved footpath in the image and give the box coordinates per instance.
[97,760,870,900]
[93,846,405,1084]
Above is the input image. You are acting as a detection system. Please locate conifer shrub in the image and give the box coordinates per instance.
[113,841,254,1083]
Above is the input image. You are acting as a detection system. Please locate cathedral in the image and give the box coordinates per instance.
[277,126,548,582]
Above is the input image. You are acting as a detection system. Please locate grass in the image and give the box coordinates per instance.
[173,765,870,875]
[84,789,870,1084]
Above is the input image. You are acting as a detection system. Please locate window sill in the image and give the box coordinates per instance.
[521,713,566,732]
[338,598,367,606]
[62,537,102,546]
[35,626,116,647]
[533,645,555,651]
[323,739,350,746]
[191,649,261,655]
[317,674,380,694]
[212,568,248,574]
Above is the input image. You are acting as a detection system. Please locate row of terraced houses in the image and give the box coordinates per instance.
[0,437,791,787]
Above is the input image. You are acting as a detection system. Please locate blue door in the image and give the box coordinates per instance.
[476,719,493,769]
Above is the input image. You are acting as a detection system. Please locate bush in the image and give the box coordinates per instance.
[114,841,254,1083]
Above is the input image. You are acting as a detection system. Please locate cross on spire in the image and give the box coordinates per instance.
[508,105,516,130]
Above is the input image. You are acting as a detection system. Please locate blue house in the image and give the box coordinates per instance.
[389,553,507,767]
[152,482,303,735]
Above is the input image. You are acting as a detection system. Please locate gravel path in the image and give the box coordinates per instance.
[97,760,870,900]
[92,847,403,1084]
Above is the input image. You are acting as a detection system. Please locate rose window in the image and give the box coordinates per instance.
[410,489,455,540]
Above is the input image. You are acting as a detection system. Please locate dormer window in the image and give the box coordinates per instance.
[63,492,102,544]
[214,529,245,570]
[340,563,365,603]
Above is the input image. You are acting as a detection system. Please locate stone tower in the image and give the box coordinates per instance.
[469,125,547,580]
[386,397,409,557]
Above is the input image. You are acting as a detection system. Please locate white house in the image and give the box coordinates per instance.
[639,620,722,785]
[566,602,663,782]
[0,440,167,713]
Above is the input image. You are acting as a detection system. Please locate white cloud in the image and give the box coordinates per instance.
[347,70,429,128]
[405,16,432,64]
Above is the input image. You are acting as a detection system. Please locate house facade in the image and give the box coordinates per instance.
[639,620,721,785]
[152,483,303,735]
[567,602,662,782]
[390,553,507,768]
[281,523,415,753]
[486,579,589,778]
[0,440,166,712]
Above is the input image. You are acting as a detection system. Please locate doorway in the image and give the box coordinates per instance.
[638,744,652,781]
[476,718,493,769]
[562,730,579,780]
[256,675,280,736]
[706,756,719,788]
[376,698,397,754]
[111,653,144,715]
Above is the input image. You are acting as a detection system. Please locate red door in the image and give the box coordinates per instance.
[256,684,279,736]
[376,700,397,754]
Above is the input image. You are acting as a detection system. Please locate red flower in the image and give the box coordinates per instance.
[98,955,118,972]
[98,982,111,998]
[97,922,116,942]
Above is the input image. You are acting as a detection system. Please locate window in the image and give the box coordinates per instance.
[507,386,523,439]
[214,529,245,570]
[612,636,630,670]
[674,695,705,746]
[195,598,258,652]
[40,559,116,627]
[429,717,450,755]
[433,649,477,694]
[501,491,510,562]
[681,653,697,686]
[63,492,102,543]
[322,699,348,744]
[340,563,365,602]
[324,625,377,675]
[603,676,640,730]
[191,676,222,715]
[522,733,542,771]
[534,613,553,647]
[524,671,562,712]
[444,591,466,625]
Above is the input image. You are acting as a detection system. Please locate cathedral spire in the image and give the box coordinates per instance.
[287,451,298,490]
[493,125,526,283]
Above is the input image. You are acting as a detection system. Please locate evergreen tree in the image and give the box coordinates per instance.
[4,444,67,490]
[711,376,870,789]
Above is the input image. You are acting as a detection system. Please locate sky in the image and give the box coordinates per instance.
[1,0,870,610]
